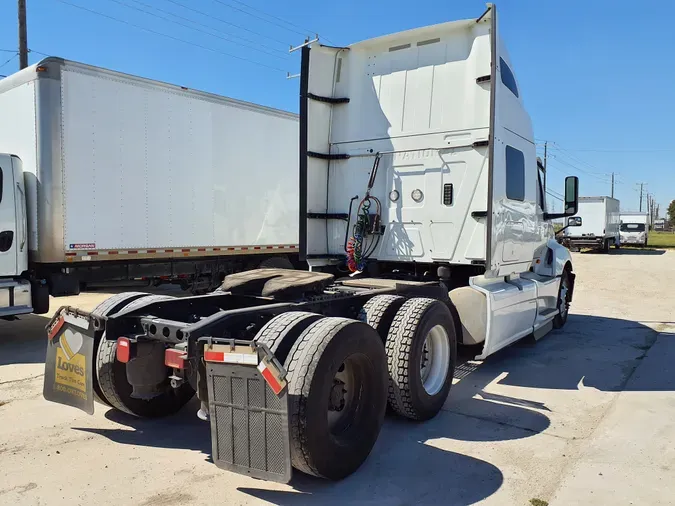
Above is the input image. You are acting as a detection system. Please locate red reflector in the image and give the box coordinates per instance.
[204,350,224,362]
[165,348,187,369]
[48,316,65,340]
[116,337,131,363]
[260,365,283,395]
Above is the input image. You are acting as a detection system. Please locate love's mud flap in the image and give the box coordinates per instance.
[43,307,103,415]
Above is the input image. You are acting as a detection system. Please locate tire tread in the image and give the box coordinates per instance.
[285,317,355,477]
[385,298,449,420]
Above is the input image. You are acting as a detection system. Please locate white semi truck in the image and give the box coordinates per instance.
[0,59,298,318]
[43,4,579,483]
[564,196,620,252]
[620,212,649,247]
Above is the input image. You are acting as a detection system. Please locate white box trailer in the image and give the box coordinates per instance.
[620,212,649,246]
[43,4,582,483]
[0,58,299,316]
[564,196,620,252]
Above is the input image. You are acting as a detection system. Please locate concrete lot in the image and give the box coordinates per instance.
[0,250,673,505]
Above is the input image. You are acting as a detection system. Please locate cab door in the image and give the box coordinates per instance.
[0,155,21,277]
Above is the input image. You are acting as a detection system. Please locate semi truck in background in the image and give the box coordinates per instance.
[620,212,649,247]
[44,4,581,483]
[564,196,620,252]
[0,59,299,318]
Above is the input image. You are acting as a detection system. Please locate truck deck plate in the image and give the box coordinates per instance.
[206,361,292,483]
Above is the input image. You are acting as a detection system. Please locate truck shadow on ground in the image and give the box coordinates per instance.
[580,248,666,256]
[71,314,665,506]
[0,314,50,366]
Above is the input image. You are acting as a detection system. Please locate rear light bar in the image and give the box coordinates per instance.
[165,348,187,369]
[47,316,65,341]
[203,342,287,395]
[116,337,133,363]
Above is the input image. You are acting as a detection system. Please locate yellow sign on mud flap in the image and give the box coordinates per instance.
[55,339,87,396]
[43,310,96,414]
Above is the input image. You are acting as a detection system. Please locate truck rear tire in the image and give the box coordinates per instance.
[358,295,406,341]
[259,255,294,270]
[284,317,388,480]
[31,280,50,315]
[254,311,323,364]
[96,294,195,417]
[385,298,456,421]
[602,240,610,253]
[91,292,151,406]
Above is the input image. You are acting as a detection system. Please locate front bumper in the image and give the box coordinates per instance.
[621,236,646,244]
[565,237,604,247]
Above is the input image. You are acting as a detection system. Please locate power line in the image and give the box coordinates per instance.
[164,0,290,47]
[28,49,50,57]
[550,142,605,174]
[130,0,289,55]
[548,147,675,153]
[0,53,18,71]
[211,0,309,38]
[223,0,335,44]
[547,155,610,182]
[106,0,288,60]
[55,0,289,73]
[546,190,563,202]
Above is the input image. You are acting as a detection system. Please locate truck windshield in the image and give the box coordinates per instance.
[620,223,645,232]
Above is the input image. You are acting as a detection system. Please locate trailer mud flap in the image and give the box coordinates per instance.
[205,348,291,483]
[43,307,102,415]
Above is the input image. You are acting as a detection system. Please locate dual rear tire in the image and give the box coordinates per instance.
[254,296,456,479]
[92,292,195,417]
[255,313,388,480]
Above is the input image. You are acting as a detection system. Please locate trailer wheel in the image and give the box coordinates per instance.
[96,295,195,417]
[91,292,152,406]
[259,255,294,270]
[385,298,456,421]
[254,311,323,364]
[285,317,387,480]
[358,295,406,341]
[553,267,572,329]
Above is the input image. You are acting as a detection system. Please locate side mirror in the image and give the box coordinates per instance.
[568,216,582,227]
[564,176,579,216]
[544,175,579,221]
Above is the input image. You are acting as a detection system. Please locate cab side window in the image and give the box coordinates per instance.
[505,146,525,201]
[500,57,519,98]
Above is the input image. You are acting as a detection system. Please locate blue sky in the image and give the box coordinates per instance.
[0,0,672,215]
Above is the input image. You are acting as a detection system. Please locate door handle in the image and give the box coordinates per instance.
[16,182,26,251]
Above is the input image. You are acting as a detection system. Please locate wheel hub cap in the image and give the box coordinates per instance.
[419,325,451,396]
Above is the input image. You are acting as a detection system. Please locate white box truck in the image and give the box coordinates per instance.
[620,212,649,247]
[44,4,581,483]
[564,196,620,252]
[0,58,299,317]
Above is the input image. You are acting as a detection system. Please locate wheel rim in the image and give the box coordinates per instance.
[559,274,570,318]
[419,325,451,396]
[327,356,360,435]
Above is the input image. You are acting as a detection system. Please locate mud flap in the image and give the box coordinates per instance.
[43,307,102,415]
[204,340,292,483]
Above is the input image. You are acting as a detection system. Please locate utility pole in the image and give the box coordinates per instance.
[637,182,647,212]
[18,0,28,70]
[610,172,614,198]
